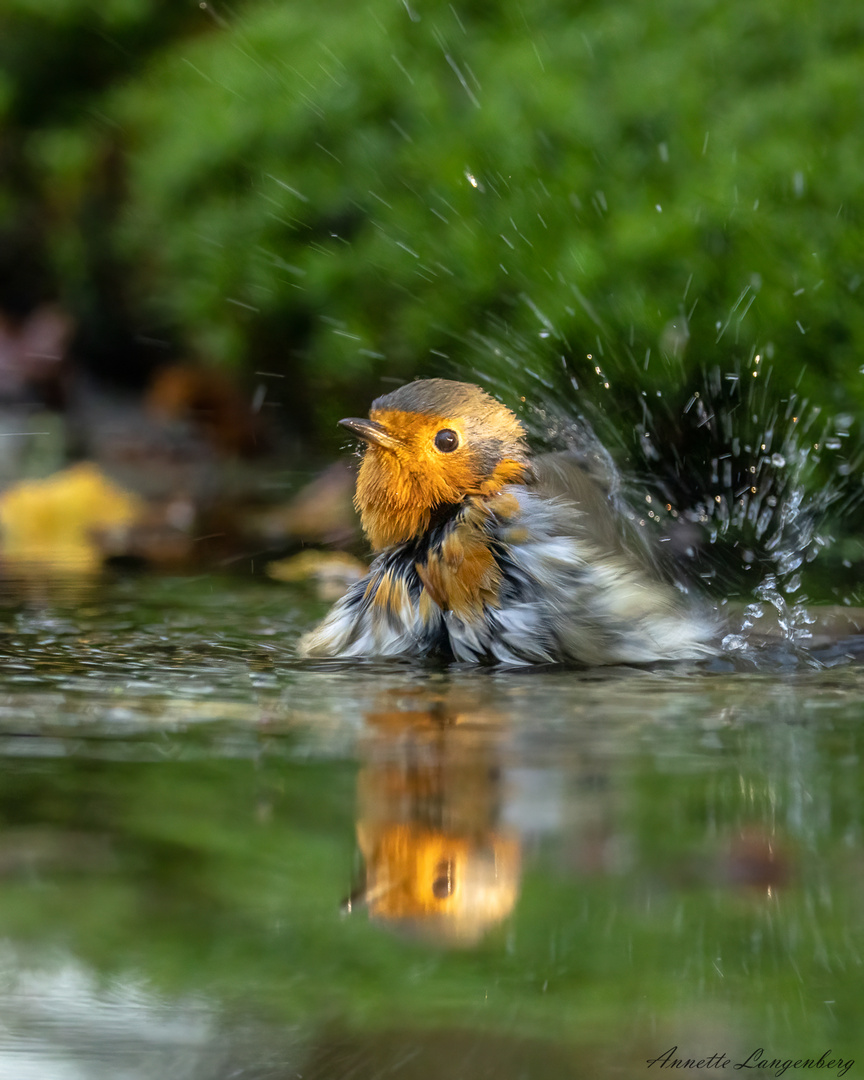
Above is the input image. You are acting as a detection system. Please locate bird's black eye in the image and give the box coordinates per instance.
[434,428,459,453]
[431,859,454,899]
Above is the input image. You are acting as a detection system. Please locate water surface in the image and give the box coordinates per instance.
[0,574,861,1078]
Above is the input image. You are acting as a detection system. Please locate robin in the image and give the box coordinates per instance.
[298,379,717,665]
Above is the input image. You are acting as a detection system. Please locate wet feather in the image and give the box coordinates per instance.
[298,379,717,666]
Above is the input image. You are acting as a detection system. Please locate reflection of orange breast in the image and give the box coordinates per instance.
[357,751,503,834]
[351,692,521,944]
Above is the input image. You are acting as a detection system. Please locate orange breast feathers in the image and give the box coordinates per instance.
[416,522,501,619]
[413,492,522,619]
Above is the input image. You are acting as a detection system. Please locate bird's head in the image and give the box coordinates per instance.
[340,379,529,549]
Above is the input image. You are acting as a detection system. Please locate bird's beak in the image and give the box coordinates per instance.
[338,417,402,450]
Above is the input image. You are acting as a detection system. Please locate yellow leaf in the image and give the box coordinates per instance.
[0,462,145,573]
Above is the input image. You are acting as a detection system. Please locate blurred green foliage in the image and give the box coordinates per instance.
[2,0,863,441]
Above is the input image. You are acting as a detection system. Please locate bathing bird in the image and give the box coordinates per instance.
[298,379,716,665]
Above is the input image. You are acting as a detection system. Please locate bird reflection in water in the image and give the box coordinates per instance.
[343,689,521,947]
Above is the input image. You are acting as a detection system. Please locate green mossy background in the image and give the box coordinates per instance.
[2,0,863,446]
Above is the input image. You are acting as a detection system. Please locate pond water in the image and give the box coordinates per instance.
[0,573,861,1078]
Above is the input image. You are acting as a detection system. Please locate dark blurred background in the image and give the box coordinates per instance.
[1,0,862,587]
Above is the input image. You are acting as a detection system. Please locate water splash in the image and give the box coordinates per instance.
[455,318,861,662]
